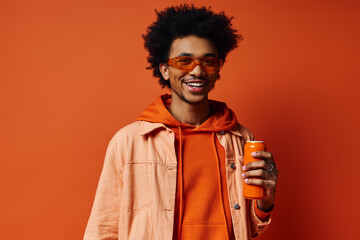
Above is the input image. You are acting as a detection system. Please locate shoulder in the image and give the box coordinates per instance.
[105,121,169,166]
[103,122,145,166]
[108,121,143,147]
[112,121,142,139]
[108,121,167,148]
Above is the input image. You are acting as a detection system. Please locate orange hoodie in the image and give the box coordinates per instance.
[137,94,270,240]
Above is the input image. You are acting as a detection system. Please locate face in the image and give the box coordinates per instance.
[160,35,220,105]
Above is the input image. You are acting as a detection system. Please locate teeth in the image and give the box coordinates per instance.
[185,82,205,87]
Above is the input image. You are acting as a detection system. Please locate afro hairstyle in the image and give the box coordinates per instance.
[143,4,242,88]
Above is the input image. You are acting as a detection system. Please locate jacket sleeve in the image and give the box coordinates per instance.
[248,199,271,238]
[237,124,272,237]
[84,138,123,240]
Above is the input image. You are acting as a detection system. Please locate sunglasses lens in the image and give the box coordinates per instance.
[175,57,194,70]
[201,57,220,71]
[171,56,221,72]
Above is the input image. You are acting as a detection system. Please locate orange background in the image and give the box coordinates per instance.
[1,0,359,239]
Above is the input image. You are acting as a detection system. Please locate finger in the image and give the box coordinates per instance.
[243,161,278,179]
[244,178,276,189]
[243,160,267,171]
[242,169,276,181]
[251,151,273,162]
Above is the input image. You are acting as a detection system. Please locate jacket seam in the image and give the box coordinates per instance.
[119,160,177,172]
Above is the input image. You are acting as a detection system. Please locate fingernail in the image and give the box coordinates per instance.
[244,178,249,183]
[251,152,257,157]
[242,165,246,170]
[241,173,245,178]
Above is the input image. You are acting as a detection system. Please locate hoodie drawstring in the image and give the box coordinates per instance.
[177,126,184,240]
[211,132,230,240]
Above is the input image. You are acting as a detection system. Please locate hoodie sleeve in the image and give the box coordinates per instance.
[84,137,123,240]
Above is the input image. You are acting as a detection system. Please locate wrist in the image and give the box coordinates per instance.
[256,200,274,213]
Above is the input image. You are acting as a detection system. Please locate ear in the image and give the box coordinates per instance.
[159,63,170,81]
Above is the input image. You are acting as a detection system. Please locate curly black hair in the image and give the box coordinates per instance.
[143,4,242,88]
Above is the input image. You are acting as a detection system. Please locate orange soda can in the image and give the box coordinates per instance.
[243,141,266,199]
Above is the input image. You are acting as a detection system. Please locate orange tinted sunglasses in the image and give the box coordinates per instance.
[167,56,222,73]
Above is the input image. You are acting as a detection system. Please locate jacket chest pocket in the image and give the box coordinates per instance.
[121,162,152,212]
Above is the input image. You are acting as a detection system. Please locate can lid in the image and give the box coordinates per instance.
[245,141,265,143]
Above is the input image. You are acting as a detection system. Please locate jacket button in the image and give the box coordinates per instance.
[230,163,236,169]
[234,203,240,210]
[218,131,225,135]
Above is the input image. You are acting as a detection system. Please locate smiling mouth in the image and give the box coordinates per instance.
[184,82,206,87]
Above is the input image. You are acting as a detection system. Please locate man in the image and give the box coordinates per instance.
[84,4,278,240]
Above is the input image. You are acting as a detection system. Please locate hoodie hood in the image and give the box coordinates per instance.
[136,94,238,132]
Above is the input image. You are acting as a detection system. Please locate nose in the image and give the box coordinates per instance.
[189,64,205,77]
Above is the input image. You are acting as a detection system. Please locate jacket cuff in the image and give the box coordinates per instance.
[249,199,271,238]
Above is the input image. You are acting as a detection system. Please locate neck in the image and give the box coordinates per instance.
[168,94,210,127]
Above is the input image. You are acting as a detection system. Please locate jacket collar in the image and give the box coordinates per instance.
[138,120,242,137]
[229,128,242,137]
[139,121,168,136]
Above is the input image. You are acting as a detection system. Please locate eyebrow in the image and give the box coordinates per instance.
[177,52,217,57]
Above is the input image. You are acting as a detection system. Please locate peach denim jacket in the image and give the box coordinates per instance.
[84,121,271,240]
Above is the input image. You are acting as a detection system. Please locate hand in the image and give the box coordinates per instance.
[242,151,278,212]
